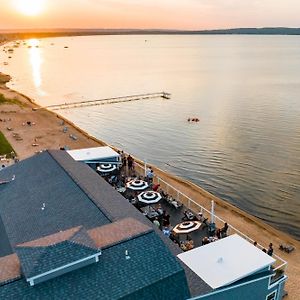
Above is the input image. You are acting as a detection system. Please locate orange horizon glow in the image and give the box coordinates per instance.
[0,0,299,30]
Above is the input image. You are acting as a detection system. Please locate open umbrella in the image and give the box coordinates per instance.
[126,179,149,191]
[173,221,201,235]
[137,191,162,205]
[97,164,117,174]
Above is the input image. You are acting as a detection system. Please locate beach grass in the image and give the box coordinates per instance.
[0,93,23,107]
[0,131,15,158]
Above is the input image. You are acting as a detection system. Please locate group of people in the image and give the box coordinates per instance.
[215,222,229,239]
[104,151,228,254]
[152,206,171,229]
[254,241,274,256]
[119,151,135,174]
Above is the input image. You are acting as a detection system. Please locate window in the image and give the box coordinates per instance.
[266,291,277,300]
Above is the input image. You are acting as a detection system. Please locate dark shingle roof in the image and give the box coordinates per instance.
[0,151,110,247]
[0,232,190,300]
[0,214,12,258]
[0,218,152,286]
[0,150,210,298]
[15,227,99,280]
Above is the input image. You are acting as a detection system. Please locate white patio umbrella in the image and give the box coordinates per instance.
[97,164,117,174]
[137,191,162,205]
[173,221,201,235]
[126,179,149,191]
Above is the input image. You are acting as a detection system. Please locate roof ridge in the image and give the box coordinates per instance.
[17,226,82,248]
[87,217,153,250]
[102,228,154,250]
[68,226,97,250]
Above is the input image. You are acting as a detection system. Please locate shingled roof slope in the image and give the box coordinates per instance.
[0,151,110,247]
[15,227,99,279]
[0,232,190,300]
[0,151,211,297]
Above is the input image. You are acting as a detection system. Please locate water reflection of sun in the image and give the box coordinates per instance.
[28,39,42,88]
[14,0,46,16]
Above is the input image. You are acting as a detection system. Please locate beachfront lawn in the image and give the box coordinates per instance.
[0,93,23,107]
[0,131,15,158]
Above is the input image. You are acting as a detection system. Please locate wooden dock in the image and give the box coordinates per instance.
[36,92,171,111]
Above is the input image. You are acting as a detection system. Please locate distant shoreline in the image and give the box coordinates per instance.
[1,27,300,42]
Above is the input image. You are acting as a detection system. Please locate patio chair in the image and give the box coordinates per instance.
[279,244,295,253]
[172,200,183,209]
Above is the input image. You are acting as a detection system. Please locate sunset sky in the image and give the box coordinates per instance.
[0,0,299,30]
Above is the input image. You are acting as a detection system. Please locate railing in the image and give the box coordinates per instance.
[133,161,287,279]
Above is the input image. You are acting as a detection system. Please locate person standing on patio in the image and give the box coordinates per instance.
[162,212,170,227]
[221,222,229,237]
[146,166,151,178]
[121,151,126,167]
[163,227,171,237]
[127,155,134,174]
[147,169,154,185]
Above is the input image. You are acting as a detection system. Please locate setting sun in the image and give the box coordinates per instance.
[14,0,46,16]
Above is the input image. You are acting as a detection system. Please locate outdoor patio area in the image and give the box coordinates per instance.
[97,164,231,252]
[92,158,287,284]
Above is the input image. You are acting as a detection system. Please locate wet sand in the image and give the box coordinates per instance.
[0,48,299,299]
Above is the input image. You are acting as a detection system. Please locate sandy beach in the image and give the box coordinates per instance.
[0,49,299,298]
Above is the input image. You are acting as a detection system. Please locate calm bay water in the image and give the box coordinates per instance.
[1,35,300,239]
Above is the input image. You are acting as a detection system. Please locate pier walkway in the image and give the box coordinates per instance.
[37,92,171,111]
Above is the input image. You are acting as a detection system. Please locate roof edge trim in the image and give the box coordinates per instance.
[26,251,102,286]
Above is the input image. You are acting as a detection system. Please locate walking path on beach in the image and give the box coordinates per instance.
[0,70,299,299]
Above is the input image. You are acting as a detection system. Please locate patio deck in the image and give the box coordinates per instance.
[97,162,287,284]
